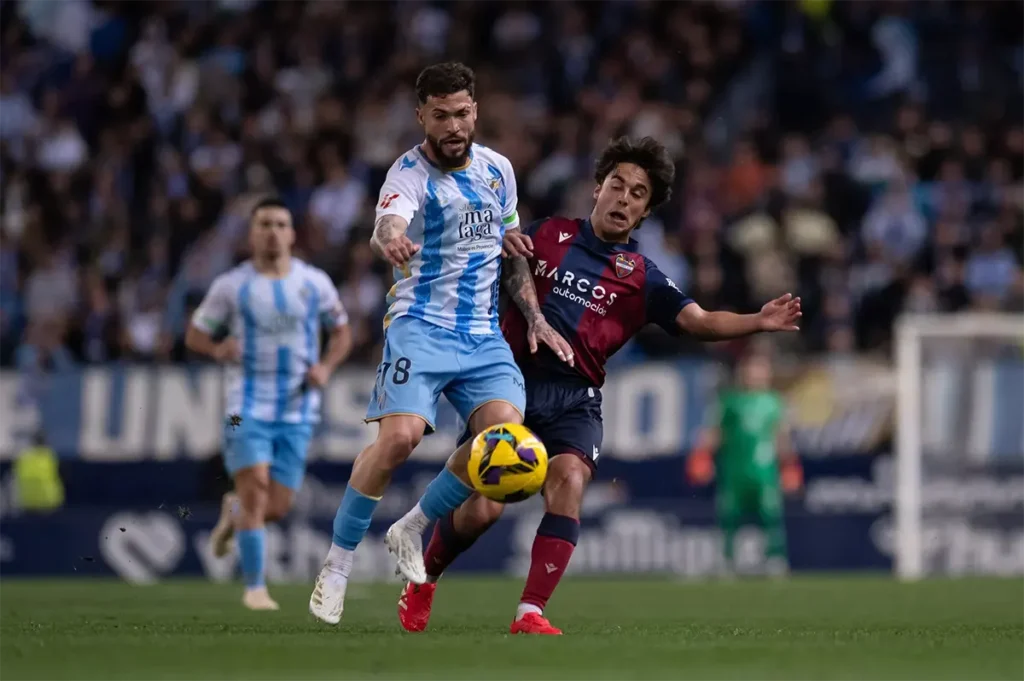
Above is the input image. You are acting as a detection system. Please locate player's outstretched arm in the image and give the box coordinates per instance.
[502,253,574,366]
[675,294,802,340]
[370,215,420,268]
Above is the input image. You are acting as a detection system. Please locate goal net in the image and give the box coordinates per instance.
[894,312,1024,581]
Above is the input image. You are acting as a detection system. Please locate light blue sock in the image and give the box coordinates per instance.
[418,468,473,521]
[332,486,380,550]
[236,528,265,588]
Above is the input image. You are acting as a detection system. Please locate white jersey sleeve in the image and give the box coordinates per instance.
[312,270,348,329]
[375,154,427,226]
[496,155,520,231]
[191,274,235,335]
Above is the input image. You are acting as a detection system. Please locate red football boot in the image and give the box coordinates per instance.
[510,612,563,635]
[397,582,436,632]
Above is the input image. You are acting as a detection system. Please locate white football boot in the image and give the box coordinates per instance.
[209,492,239,558]
[309,566,347,625]
[243,586,280,611]
[385,522,427,585]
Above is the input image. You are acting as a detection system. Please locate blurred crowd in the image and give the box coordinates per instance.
[1,0,1021,372]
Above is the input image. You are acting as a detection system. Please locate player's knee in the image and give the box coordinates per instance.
[263,504,285,523]
[543,454,591,515]
[468,401,522,434]
[459,493,504,532]
[235,473,270,525]
[264,491,293,523]
[374,420,424,470]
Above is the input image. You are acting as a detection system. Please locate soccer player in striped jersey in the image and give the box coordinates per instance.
[186,197,352,611]
[309,62,572,625]
[396,137,802,634]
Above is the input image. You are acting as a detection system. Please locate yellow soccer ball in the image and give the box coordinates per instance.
[467,423,549,503]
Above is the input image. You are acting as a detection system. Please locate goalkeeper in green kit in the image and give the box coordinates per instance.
[687,350,803,576]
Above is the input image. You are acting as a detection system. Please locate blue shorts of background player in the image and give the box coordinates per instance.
[223,419,315,491]
[365,315,526,432]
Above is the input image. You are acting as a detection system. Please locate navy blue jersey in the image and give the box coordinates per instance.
[502,217,694,386]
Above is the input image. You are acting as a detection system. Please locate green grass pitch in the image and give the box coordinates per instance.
[2,577,1022,680]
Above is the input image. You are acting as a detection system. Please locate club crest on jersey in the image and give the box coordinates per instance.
[487,167,507,203]
[614,254,636,278]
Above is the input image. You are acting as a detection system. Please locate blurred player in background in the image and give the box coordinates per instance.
[687,349,803,577]
[186,197,352,610]
[310,62,571,625]
[396,136,803,635]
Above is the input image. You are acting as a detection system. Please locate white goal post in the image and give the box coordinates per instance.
[894,312,1024,581]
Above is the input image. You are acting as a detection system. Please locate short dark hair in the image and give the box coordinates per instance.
[415,62,476,104]
[251,196,289,218]
[594,136,675,210]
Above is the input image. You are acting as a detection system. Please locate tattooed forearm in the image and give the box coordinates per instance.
[370,215,409,256]
[502,255,543,323]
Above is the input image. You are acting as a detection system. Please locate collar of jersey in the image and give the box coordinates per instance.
[580,218,640,253]
[416,144,473,172]
[248,258,296,279]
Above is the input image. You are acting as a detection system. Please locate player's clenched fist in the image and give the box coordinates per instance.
[213,337,242,363]
[502,229,533,259]
[306,362,332,388]
[382,235,421,268]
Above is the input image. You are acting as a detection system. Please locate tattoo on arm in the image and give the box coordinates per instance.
[370,215,408,255]
[503,255,543,323]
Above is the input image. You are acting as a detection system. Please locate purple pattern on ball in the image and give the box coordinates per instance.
[517,447,537,464]
[483,467,503,485]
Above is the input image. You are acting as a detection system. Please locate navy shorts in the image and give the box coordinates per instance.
[460,376,603,471]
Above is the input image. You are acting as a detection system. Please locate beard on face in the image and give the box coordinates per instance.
[256,244,282,261]
[426,130,474,169]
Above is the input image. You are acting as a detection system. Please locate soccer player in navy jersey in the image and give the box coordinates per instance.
[397,136,802,635]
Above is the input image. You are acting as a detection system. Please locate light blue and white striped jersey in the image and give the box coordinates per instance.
[191,259,348,425]
[376,143,520,334]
